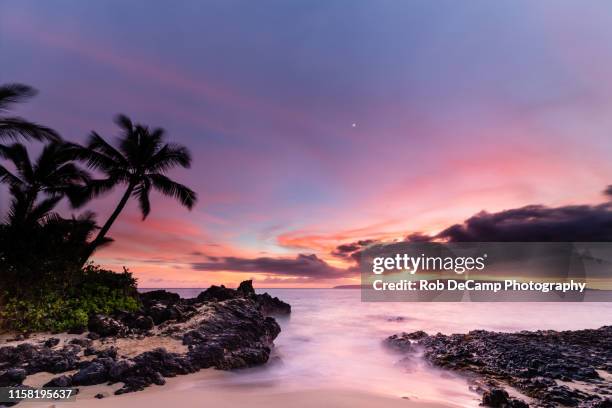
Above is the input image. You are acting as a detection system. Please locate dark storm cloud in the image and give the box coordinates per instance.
[331,200,612,273]
[404,232,432,242]
[192,253,351,279]
[332,239,376,259]
[437,203,612,242]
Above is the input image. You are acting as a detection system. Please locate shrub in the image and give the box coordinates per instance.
[0,265,139,333]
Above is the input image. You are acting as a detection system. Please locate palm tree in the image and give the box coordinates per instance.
[0,83,60,142]
[73,114,197,261]
[0,142,90,225]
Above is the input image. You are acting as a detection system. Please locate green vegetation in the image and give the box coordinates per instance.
[0,83,197,332]
[0,265,138,332]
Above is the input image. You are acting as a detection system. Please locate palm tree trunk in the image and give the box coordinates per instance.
[81,183,135,265]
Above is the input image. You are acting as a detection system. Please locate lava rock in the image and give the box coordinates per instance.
[482,388,509,407]
[69,338,92,348]
[255,293,291,316]
[88,315,126,337]
[87,332,101,340]
[94,347,118,360]
[72,361,108,385]
[44,375,73,387]
[196,285,238,302]
[140,290,180,306]
[108,359,135,381]
[132,315,154,331]
[0,343,80,375]
[387,326,612,407]
[44,338,60,348]
[237,280,256,296]
[0,281,289,398]
[384,331,428,352]
[0,368,27,386]
[146,303,195,325]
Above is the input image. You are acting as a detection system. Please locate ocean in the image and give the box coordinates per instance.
[142,288,612,407]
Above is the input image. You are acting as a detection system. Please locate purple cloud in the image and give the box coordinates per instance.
[192,253,351,279]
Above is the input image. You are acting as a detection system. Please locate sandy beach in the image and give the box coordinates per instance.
[19,368,457,408]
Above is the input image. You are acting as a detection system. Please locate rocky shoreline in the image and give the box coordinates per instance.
[385,327,612,408]
[0,281,290,404]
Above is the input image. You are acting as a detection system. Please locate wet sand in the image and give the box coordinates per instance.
[18,368,459,408]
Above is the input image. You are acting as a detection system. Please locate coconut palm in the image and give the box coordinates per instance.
[72,114,197,260]
[0,142,90,225]
[0,83,60,142]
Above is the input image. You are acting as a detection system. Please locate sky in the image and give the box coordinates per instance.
[2,0,612,288]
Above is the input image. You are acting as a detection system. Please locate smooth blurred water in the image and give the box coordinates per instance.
[147,288,612,407]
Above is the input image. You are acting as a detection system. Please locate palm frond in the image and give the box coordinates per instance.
[149,173,197,209]
[0,163,23,186]
[147,143,191,172]
[114,114,133,133]
[0,117,61,142]
[88,131,127,165]
[0,84,37,112]
[28,196,63,223]
[67,177,122,208]
[1,143,34,182]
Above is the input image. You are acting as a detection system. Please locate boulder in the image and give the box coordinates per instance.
[44,338,60,348]
[72,361,108,385]
[44,375,73,388]
[139,290,180,306]
[0,343,80,375]
[237,280,256,297]
[69,338,92,348]
[482,388,509,407]
[88,314,126,337]
[255,293,291,316]
[196,285,238,302]
[0,368,26,386]
[145,303,194,325]
[388,326,612,407]
[108,359,135,381]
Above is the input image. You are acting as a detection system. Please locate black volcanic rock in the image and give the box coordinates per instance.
[111,297,281,394]
[43,337,60,348]
[0,343,80,375]
[0,281,290,398]
[196,280,291,316]
[384,331,428,352]
[387,327,612,407]
[88,314,126,337]
[183,298,281,369]
[255,292,291,316]
[72,361,108,385]
[0,368,26,386]
[115,311,154,332]
[237,280,256,296]
[196,285,238,302]
[44,374,73,388]
[139,290,180,306]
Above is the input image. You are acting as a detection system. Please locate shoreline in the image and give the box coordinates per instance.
[4,287,612,407]
[0,281,290,404]
[54,371,460,408]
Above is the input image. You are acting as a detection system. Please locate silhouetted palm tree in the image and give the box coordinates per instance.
[0,84,60,142]
[73,114,197,260]
[0,142,89,225]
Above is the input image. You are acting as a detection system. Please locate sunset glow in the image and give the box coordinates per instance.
[3,1,612,287]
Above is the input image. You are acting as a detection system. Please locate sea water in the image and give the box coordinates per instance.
[144,288,612,407]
